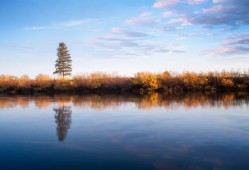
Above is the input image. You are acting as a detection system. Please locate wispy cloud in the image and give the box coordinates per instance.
[163,11,176,18]
[23,19,90,31]
[92,27,184,56]
[213,0,226,3]
[203,46,249,55]
[188,0,207,4]
[153,0,180,8]
[111,27,149,38]
[153,0,206,8]
[167,17,191,26]
[55,19,89,28]
[190,1,248,26]
[202,32,249,55]
[202,5,226,14]
[23,26,49,31]
[0,43,36,53]
[152,0,249,28]
[125,12,159,26]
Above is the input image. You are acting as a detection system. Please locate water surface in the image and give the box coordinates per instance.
[0,93,249,170]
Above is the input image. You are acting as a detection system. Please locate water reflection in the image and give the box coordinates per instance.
[0,93,248,110]
[53,105,72,142]
[0,93,249,170]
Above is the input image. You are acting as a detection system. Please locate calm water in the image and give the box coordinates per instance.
[0,93,249,170]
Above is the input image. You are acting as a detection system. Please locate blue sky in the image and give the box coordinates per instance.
[0,0,248,77]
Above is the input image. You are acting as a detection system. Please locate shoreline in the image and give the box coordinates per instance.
[0,71,248,95]
[1,89,248,96]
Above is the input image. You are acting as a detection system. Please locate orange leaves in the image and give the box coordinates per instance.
[0,70,248,93]
[220,78,234,87]
[0,75,18,90]
[18,75,32,89]
[72,73,131,91]
[35,74,53,90]
[133,72,160,90]
[54,77,73,91]
[180,72,208,90]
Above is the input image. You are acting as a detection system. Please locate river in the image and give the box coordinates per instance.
[0,93,249,170]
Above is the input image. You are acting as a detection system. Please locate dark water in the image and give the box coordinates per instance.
[0,93,249,170]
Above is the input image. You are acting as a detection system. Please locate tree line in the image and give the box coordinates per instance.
[0,42,248,94]
[0,70,248,94]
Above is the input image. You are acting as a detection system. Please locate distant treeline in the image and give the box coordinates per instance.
[0,71,248,94]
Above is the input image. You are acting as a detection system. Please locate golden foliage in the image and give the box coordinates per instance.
[0,70,248,93]
[72,75,88,88]
[18,75,32,89]
[180,72,208,89]
[54,77,73,90]
[158,71,171,79]
[133,72,160,90]
[0,75,18,89]
[220,78,234,87]
[35,74,53,88]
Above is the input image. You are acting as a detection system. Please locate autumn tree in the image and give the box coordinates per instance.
[54,42,72,77]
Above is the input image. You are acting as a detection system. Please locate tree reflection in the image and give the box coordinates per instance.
[0,92,248,110]
[53,105,72,142]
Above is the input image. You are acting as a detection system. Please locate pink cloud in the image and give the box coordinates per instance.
[111,27,149,38]
[153,0,180,8]
[111,27,123,34]
[222,37,249,46]
[205,47,237,55]
[188,0,207,4]
[203,5,225,13]
[163,11,175,17]
[202,33,249,55]
[167,17,192,26]
[213,0,227,3]
[125,12,159,26]
[203,46,249,55]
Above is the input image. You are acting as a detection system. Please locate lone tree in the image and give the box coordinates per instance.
[54,42,72,77]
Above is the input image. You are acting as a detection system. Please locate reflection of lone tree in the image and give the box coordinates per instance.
[53,105,72,142]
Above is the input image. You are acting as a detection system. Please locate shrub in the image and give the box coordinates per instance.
[17,75,32,90]
[54,77,73,91]
[133,72,160,91]
[72,75,88,89]
[180,72,208,90]
[0,70,248,94]
[35,74,53,90]
[220,78,234,88]
[0,75,18,91]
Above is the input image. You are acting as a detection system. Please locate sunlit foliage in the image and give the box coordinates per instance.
[35,74,53,91]
[0,75,18,91]
[133,72,160,91]
[54,77,73,91]
[18,75,32,89]
[0,70,248,94]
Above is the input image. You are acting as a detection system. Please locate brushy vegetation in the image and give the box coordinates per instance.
[0,70,248,94]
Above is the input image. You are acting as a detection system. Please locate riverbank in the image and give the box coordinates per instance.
[0,71,248,94]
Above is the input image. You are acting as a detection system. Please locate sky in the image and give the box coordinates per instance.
[0,0,248,77]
